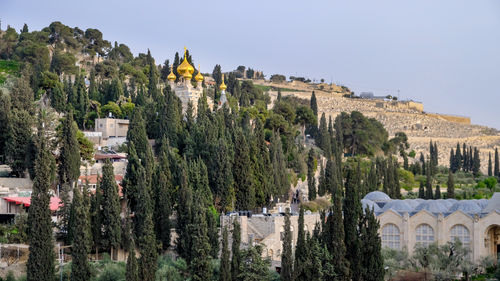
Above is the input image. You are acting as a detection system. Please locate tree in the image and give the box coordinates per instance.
[58,111,81,185]
[126,240,139,281]
[294,207,307,280]
[316,113,330,158]
[434,185,441,199]
[27,116,55,281]
[472,147,481,176]
[418,181,425,199]
[488,153,493,177]
[189,198,212,281]
[153,145,173,251]
[425,163,433,199]
[0,91,10,162]
[220,226,231,281]
[307,149,317,200]
[281,208,293,281]
[231,218,241,281]
[100,159,122,256]
[359,207,384,281]
[6,109,32,177]
[176,165,193,262]
[447,170,455,199]
[233,130,255,210]
[71,187,91,281]
[270,131,289,199]
[237,245,273,281]
[495,148,499,178]
[343,165,361,280]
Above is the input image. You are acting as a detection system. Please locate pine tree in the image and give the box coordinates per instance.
[307,149,317,200]
[343,166,361,280]
[231,218,241,281]
[220,226,231,281]
[27,118,55,281]
[70,187,91,281]
[281,208,293,281]
[495,148,499,177]
[434,185,441,199]
[447,170,455,199]
[100,159,122,256]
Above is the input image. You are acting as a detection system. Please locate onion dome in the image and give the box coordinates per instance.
[177,47,194,79]
[195,64,204,82]
[219,74,227,91]
[167,66,176,82]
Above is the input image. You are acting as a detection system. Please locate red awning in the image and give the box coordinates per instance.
[3,197,62,211]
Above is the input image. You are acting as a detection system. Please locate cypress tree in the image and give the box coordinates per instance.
[215,137,235,212]
[27,118,55,281]
[317,161,326,197]
[252,119,272,208]
[359,207,384,281]
[447,170,455,199]
[136,164,158,281]
[306,91,319,138]
[435,185,441,199]
[418,181,425,199]
[231,218,241,281]
[90,176,102,259]
[472,147,481,176]
[153,144,173,251]
[146,49,160,100]
[449,148,455,173]
[367,161,378,192]
[234,130,255,210]
[126,240,139,281]
[343,165,361,280]
[317,113,330,158]
[307,149,317,200]
[281,208,293,281]
[420,153,426,175]
[294,207,307,280]
[495,148,499,177]
[100,159,121,257]
[425,163,433,199]
[488,152,493,177]
[305,234,323,281]
[190,195,212,281]
[0,91,10,161]
[176,164,194,262]
[71,187,91,281]
[6,109,32,177]
[270,131,289,199]
[455,143,462,171]
[392,161,401,199]
[220,226,231,281]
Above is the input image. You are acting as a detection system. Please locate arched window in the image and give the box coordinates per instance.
[450,225,470,248]
[381,224,401,249]
[416,224,434,247]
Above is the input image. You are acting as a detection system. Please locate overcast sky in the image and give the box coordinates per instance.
[2,0,500,128]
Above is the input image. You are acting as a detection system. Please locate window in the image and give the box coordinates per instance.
[450,225,470,248]
[416,224,434,247]
[382,224,401,249]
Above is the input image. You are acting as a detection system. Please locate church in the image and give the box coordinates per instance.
[166,48,227,114]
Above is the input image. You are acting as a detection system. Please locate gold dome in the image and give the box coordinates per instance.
[195,64,204,82]
[177,47,194,79]
[167,66,176,81]
[219,74,227,91]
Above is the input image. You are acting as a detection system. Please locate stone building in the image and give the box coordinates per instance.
[366,191,500,262]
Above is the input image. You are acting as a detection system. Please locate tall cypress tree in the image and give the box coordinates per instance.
[27,118,55,281]
[126,239,139,281]
[233,129,255,210]
[449,148,455,172]
[455,143,462,171]
[495,148,499,177]
[359,207,384,281]
[176,164,194,262]
[434,185,441,199]
[100,159,122,257]
[281,208,293,281]
[317,113,330,158]
[307,149,317,200]
[317,161,326,197]
[71,187,91,281]
[153,144,173,251]
[367,161,378,193]
[190,195,212,281]
[270,131,289,199]
[90,176,102,259]
[294,207,307,281]
[220,226,231,281]
[231,218,241,281]
[425,162,433,199]
[306,91,319,138]
[418,181,425,199]
[343,166,361,280]
[447,170,455,199]
[488,152,493,177]
[472,147,481,176]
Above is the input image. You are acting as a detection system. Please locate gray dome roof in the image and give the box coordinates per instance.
[436,199,454,209]
[476,199,489,209]
[361,199,381,212]
[404,199,422,208]
[382,200,413,213]
[363,191,391,202]
[449,201,482,214]
[415,200,450,214]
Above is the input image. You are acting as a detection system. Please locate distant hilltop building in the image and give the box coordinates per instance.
[167,47,227,114]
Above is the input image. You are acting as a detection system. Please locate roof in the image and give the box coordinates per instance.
[3,197,62,211]
[94,154,127,160]
[363,191,391,202]
[78,174,124,185]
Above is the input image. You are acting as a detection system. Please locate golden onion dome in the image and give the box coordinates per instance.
[219,74,227,91]
[195,65,204,82]
[177,47,194,78]
[167,66,176,81]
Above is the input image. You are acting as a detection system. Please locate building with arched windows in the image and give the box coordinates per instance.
[368,191,500,261]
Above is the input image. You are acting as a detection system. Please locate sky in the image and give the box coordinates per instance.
[2,0,500,129]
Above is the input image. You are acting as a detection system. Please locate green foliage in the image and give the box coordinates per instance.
[71,187,92,281]
[238,245,273,281]
[0,60,19,84]
[281,209,293,281]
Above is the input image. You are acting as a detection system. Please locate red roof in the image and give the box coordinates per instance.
[3,197,62,211]
[94,154,126,160]
[78,175,123,185]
